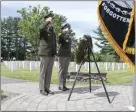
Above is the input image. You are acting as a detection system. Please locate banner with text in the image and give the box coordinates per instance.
[97,1,135,71]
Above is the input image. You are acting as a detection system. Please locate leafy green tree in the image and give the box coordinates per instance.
[93,26,120,62]
[1,17,23,60]
[17,5,49,60]
[17,5,77,60]
[1,17,34,60]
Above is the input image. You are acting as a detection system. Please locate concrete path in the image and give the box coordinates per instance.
[1,77,133,111]
[1,76,27,84]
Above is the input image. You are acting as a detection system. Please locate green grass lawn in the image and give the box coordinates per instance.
[1,63,133,85]
[0,90,3,93]
[1,63,59,84]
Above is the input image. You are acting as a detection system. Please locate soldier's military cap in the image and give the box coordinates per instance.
[44,11,54,19]
[61,23,71,30]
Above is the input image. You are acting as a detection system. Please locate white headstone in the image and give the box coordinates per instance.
[85,62,88,69]
[76,64,80,72]
[69,62,72,68]
[104,62,106,68]
[38,61,40,68]
[97,62,100,70]
[30,61,35,71]
[112,63,115,71]
[36,61,39,69]
[4,61,8,67]
[15,61,18,68]
[98,62,100,68]
[23,61,27,69]
[68,62,74,70]
[87,63,91,72]
[116,63,118,68]
[120,63,123,70]
[7,61,9,69]
[105,62,108,71]
[123,63,125,69]
[34,61,38,69]
[11,61,17,71]
[83,62,86,68]
[19,61,22,68]
[22,61,26,69]
[117,63,120,70]
[8,61,11,69]
[70,62,75,67]
[108,62,111,70]
[91,62,94,69]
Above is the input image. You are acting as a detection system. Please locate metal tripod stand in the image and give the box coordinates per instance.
[67,44,111,104]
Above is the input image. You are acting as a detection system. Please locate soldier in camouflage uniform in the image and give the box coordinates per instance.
[57,24,71,91]
[38,11,56,95]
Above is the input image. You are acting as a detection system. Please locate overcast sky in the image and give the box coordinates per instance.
[1,1,100,52]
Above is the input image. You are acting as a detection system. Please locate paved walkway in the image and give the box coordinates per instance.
[1,77,133,111]
[1,76,27,84]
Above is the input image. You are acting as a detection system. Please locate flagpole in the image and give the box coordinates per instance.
[131,0,136,111]
[127,1,136,111]
[133,1,136,111]
[128,74,136,111]
[132,75,136,111]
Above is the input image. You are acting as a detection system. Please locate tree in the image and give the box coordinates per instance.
[17,5,47,60]
[1,17,33,60]
[1,17,22,60]
[17,5,77,60]
[93,26,120,62]
[17,5,65,60]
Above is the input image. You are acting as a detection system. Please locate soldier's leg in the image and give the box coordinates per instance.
[44,56,55,90]
[39,56,49,91]
[58,57,67,88]
[63,57,71,87]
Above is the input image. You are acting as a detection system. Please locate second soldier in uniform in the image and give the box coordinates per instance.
[57,24,71,91]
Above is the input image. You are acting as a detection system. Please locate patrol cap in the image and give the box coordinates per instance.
[43,11,54,19]
[61,23,71,30]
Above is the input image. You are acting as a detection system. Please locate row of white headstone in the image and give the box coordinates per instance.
[3,61,128,72]
[75,62,128,71]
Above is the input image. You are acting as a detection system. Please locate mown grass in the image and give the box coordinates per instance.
[0,90,3,93]
[1,63,133,85]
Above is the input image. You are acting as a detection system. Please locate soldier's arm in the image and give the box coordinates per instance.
[58,33,65,44]
[39,21,50,31]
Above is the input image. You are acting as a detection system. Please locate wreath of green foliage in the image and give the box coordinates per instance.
[74,35,93,64]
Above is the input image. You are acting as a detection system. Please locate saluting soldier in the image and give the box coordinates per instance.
[57,23,71,91]
[38,11,56,95]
